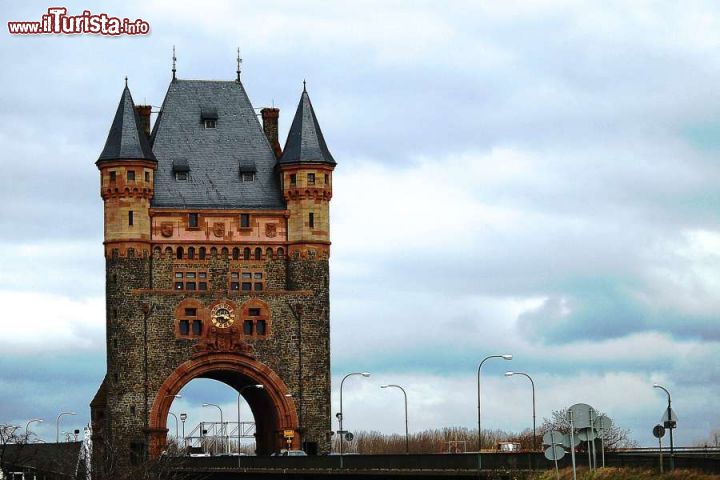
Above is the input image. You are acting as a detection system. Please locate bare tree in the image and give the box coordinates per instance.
[539,408,638,449]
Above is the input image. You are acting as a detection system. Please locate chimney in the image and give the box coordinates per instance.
[261,107,282,159]
[134,105,152,138]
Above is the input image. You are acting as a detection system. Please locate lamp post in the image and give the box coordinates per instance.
[477,354,512,470]
[380,385,409,454]
[180,413,188,449]
[25,419,43,439]
[654,384,674,470]
[237,384,264,454]
[56,412,76,443]
[505,372,536,451]
[338,372,370,467]
[168,412,179,442]
[203,403,224,454]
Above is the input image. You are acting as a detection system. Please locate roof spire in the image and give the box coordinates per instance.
[172,45,177,81]
[279,86,336,166]
[124,76,128,87]
[236,47,242,82]
[97,85,156,163]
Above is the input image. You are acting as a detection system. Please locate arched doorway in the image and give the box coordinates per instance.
[148,353,299,457]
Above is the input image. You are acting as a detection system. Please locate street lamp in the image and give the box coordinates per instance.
[338,372,370,467]
[25,419,43,439]
[168,412,179,442]
[180,413,188,449]
[56,412,76,443]
[505,372,536,451]
[477,354,512,470]
[653,384,674,470]
[237,384,264,454]
[202,403,224,454]
[380,385,409,454]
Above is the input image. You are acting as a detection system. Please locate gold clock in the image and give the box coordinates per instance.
[210,303,235,328]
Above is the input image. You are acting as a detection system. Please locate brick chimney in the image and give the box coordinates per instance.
[134,105,152,138]
[261,107,282,159]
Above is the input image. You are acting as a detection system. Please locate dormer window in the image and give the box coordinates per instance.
[201,107,218,129]
[172,158,190,182]
[239,161,256,182]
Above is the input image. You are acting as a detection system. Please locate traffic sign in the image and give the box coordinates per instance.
[544,445,565,461]
[653,424,666,439]
[543,431,563,446]
[568,403,596,429]
[345,432,354,441]
[661,408,678,429]
[577,427,597,441]
[283,429,295,439]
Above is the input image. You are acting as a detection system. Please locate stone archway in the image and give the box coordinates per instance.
[147,352,299,457]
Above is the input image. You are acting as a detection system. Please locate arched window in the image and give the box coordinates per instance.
[254,247,262,260]
[176,246,184,260]
[199,247,206,260]
[164,246,173,257]
[175,299,204,339]
[239,299,271,338]
[221,247,229,258]
[153,246,161,256]
[210,247,217,257]
[188,247,195,259]
[232,248,240,260]
[277,247,285,257]
[243,247,251,260]
[266,248,273,259]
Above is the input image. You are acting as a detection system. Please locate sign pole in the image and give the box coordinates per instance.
[551,432,560,480]
[659,435,663,474]
[569,411,577,480]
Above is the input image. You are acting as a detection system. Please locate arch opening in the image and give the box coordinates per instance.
[149,354,299,457]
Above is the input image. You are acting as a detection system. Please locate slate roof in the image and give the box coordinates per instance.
[279,88,337,166]
[98,85,156,163]
[150,79,285,209]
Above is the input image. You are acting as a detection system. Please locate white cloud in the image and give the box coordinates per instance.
[0,291,104,353]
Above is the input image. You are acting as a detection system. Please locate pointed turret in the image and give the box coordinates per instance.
[97,85,156,163]
[279,87,336,166]
[96,83,157,259]
[279,84,336,260]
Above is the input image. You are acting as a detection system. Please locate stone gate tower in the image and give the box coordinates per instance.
[90,71,335,475]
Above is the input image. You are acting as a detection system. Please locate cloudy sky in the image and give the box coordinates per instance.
[1,0,719,448]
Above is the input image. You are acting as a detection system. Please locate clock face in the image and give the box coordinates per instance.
[211,303,235,328]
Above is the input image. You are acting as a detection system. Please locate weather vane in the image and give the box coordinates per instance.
[172,45,177,81]
[236,47,242,82]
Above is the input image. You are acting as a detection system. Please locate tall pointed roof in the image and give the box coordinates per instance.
[149,79,284,209]
[97,85,156,163]
[279,87,336,166]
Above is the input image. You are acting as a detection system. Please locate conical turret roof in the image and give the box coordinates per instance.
[97,85,156,163]
[279,87,336,166]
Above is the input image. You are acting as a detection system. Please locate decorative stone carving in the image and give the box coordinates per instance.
[192,326,255,358]
[160,222,173,238]
[265,223,277,238]
[213,222,226,238]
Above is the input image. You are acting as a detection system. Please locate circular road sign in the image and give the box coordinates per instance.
[595,415,612,433]
[652,424,666,439]
[544,445,566,461]
[543,431,564,446]
[568,403,596,429]
[577,427,597,442]
[562,433,581,448]
[345,432,354,442]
